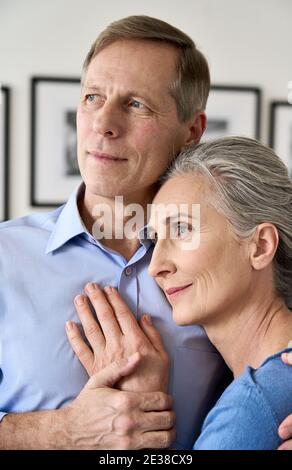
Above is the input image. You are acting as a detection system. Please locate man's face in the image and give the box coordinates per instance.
[77,39,202,199]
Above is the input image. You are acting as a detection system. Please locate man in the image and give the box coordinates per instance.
[0,15,291,450]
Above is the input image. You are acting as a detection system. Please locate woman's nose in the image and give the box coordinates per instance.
[148,241,175,279]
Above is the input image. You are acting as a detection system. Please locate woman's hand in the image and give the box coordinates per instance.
[66,283,170,394]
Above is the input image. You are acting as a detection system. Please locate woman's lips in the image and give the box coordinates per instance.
[165,283,193,300]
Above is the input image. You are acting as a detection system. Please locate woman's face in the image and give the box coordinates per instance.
[148,174,253,326]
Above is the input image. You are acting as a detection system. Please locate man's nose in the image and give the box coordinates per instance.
[92,101,121,138]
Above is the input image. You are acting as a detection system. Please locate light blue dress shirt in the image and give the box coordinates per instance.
[194,348,292,450]
[0,186,229,449]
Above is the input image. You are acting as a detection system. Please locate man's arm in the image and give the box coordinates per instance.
[278,351,292,450]
[0,354,175,449]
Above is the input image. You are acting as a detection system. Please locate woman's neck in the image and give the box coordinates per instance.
[203,290,292,378]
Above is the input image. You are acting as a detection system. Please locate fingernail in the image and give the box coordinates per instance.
[144,314,152,325]
[85,283,96,293]
[283,352,292,365]
[279,427,290,440]
[66,321,74,331]
[104,285,113,294]
[75,294,85,306]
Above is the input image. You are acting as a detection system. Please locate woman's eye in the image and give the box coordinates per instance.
[174,222,193,239]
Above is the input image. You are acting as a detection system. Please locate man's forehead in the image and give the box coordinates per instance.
[85,39,179,82]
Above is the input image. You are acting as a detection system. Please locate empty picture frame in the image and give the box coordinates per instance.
[31,77,82,206]
[204,85,261,141]
[0,85,10,220]
[270,101,292,178]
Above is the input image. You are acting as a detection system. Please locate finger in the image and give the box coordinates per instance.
[281,352,292,365]
[138,428,176,449]
[278,414,292,440]
[74,294,105,350]
[140,315,167,353]
[86,352,141,389]
[103,286,142,336]
[137,410,176,432]
[84,283,122,341]
[139,392,173,412]
[66,321,94,375]
[278,440,292,450]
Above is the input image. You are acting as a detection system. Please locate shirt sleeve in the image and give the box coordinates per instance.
[193,382,281,450]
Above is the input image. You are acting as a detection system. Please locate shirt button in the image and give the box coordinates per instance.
[125,267,132,276]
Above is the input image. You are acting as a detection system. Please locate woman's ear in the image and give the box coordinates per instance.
[183,112,207,148]
[249,223,279,270]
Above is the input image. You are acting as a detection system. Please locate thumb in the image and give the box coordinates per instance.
[85,352,141,389]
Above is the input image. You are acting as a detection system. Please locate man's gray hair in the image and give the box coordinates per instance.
[82,15,210,122]
[166,136,292,308]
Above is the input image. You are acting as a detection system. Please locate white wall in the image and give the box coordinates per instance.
[1,0,292,218]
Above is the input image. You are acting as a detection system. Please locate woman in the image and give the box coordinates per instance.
[146,136,292,449]
[68,137,292,449]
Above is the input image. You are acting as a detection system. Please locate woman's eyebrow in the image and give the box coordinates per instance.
[147,213,198,232]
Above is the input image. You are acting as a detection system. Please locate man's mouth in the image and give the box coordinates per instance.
[88,151,128,163]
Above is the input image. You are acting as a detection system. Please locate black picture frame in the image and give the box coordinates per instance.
[269,101,292,177]
[0,85,10,220]
[31,76,81,207]
[204,85,261,141]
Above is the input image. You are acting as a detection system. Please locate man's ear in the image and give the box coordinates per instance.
[249,223,279,270]
[184,112,207,147]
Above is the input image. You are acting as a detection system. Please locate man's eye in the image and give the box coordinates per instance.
[129,100,146,111]
[85,94,96,102]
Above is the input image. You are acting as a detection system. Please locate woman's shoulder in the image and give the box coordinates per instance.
[193,348,292,450]
[241,348,292,413]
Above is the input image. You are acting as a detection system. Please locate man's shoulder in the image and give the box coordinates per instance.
[0,206,64,235]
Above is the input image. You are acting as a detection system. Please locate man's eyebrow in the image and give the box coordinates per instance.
[81,84,102,92]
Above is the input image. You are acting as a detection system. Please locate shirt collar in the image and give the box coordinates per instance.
[46,184,154,255]
[45,184,89,254]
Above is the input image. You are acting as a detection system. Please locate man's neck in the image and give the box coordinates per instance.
[78,185,157,260]
[203,286,292,378]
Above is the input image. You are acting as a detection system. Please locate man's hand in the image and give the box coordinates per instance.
[66,283,169,393]
[278,350,292,450]
[65,352,175,449]
[0,353,175,450]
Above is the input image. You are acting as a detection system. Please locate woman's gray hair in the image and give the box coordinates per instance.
[166,136,292,308]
